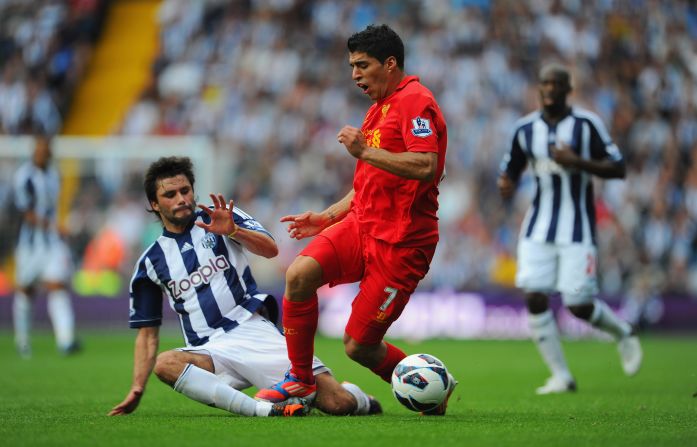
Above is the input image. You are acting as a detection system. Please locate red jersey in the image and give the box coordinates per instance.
[350,75,447,247]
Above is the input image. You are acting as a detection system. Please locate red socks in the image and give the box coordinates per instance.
[370,342,407,383]
[284,297,406,385]
[282,295,318,384]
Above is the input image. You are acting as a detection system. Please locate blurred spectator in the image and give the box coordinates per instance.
[0,0,107,136]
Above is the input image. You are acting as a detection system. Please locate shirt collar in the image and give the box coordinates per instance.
[378,75,418,104]
[395,75,419,92]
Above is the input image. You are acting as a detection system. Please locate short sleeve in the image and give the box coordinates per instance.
[500,127,528,181]
[232,206,274,240]
[586,115,623,163]
[129,261,164,328]
[400,94,441,154]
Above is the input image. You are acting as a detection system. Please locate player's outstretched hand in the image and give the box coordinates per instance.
[196,193,237,236]
[108,388,143,416]
[280,211,329,240]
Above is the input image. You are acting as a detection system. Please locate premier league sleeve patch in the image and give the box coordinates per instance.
[411,116,433,137]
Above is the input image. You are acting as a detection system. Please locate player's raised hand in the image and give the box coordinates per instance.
[196,193,236,236]
[280,211,330,240]
[337,126,369,159]
[108,388,143,416]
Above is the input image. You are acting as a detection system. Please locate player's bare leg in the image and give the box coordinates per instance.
[156,350,307,417]
[526,292,576,394]
[343,336,387,368]
[153,349,214,385]
[343,334,408,386]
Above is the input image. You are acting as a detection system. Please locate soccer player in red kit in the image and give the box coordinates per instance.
[256,24,455,415]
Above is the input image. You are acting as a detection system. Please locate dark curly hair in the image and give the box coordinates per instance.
[347,24,404,69]
[144,156,195,216]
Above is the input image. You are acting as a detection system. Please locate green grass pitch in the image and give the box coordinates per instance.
[1,330,695,447]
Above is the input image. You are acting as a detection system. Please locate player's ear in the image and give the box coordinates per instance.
[151,201,160,213]
[385,56,397,72]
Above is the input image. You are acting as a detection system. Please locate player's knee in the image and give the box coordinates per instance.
[285,257,322,299]
[567,303,594,321]
[344,339,363,362]
[344,340,379,367]
[344,343,362,363]
[153,351,182,386]
[526,292,549,314]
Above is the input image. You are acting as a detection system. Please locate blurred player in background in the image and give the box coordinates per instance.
[12,135,79,358]
[498,63,643,394]
[109,157,379,418]
[256,24,454,415]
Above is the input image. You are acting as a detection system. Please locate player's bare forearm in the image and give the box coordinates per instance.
[337,125,437,181]
[195,193,278,257]
[109,326,159,416]
[132,326,159,391]
[553,146,625,179]
[573,158,626,179]
[323,189,354,224]
[361,149,437,181]
[229,229,278,258]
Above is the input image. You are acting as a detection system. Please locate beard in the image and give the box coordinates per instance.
[161,202,196,228]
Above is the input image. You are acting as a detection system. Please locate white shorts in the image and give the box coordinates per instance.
[515,239,598,305]
[15,239,72,287]
[179,313,329,391]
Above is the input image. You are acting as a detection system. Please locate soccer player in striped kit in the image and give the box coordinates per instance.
[498,63,642,394]
[109,157,379,417]
[256,25,455,415]
[13,136,79,358]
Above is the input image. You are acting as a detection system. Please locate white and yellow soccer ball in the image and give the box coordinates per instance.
[391,353,450,412]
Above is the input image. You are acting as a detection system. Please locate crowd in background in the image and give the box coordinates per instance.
[2,1,697,318]
[0,0,107,135]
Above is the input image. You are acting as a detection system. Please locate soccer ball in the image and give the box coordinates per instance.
[391,353,450,412]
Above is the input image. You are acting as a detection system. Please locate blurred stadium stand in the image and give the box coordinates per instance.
[1,0,696,335]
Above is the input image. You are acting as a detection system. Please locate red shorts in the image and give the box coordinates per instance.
[300,213,435,345]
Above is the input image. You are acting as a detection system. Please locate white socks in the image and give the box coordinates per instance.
[341,382,370,415]
[173,364,273,417]
[589,299,632,340]
[528,310,573,382]
[13,291,32,350]
[47,289,76,349]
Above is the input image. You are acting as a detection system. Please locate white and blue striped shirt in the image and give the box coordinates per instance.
[13,160,61,248]
[129,208,273,347]
[500,107,624,246]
